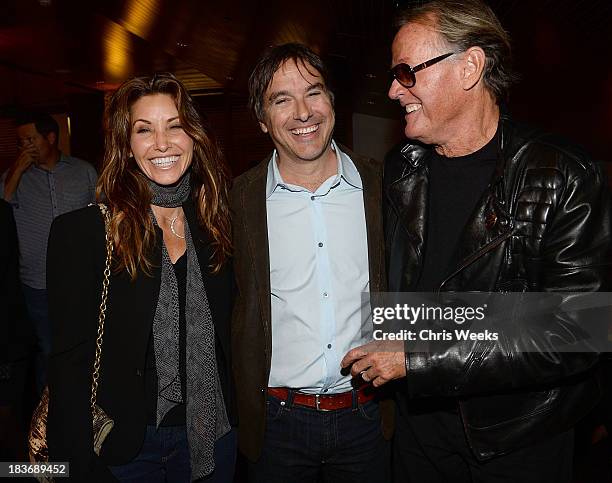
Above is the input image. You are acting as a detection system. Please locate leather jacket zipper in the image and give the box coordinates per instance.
[437,225,514,292]
[437,140,530,292]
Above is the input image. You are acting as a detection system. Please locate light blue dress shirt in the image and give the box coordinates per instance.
[266,141,370,394]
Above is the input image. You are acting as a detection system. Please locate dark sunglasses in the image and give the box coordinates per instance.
[390,52,455,88]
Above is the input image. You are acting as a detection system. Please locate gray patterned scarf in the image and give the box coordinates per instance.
[149,172,230,480]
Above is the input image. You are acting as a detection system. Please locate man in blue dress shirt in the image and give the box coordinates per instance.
[231,43,392,482]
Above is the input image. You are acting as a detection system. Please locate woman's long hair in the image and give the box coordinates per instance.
[97,73,231,279]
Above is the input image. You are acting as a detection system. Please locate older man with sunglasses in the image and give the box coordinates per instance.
[342,0,610,482]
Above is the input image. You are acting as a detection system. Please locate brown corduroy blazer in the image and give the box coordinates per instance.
[230,144,394,462]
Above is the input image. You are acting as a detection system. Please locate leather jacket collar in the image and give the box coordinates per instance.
[385,115,529,291]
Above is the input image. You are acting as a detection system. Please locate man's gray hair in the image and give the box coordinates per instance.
[395,0,517,103]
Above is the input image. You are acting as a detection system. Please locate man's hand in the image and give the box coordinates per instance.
[3,147,36,200]
[341,340,407,387]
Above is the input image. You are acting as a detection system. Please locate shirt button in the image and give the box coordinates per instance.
[327,344,332,349]
[323,292,328,298]
[323,389,328,393]
[310,196,315,201]
[318,242,323,247]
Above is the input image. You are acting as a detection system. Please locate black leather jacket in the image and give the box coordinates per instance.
[385,115,611,460]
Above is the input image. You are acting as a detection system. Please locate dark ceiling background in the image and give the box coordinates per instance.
[1,0,611,174]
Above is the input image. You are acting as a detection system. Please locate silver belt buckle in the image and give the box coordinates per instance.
[314,394,331,412]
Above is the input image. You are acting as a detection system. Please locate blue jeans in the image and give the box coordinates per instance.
[21,284,50,396]
[248,391,390,483]
[109,426,237,483]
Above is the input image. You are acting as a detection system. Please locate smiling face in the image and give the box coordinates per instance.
[259,59,335,166]
[129,93,193,185]
[388,21,466,146]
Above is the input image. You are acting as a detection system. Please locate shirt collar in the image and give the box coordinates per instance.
[58,152,71,165]
[335,141,362,190]
[265,140,362,199]
[30,152,70,173]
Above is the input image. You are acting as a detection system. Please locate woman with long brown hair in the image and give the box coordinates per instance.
[46,73,236,482]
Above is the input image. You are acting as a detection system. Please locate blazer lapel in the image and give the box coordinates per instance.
[347,148,386,293]
[239,159,272,351]
[108,225,162,369]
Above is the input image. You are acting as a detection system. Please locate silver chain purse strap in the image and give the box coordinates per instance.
[28,203,115,482]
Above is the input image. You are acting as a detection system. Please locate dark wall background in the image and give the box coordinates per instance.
[502,1,612,164]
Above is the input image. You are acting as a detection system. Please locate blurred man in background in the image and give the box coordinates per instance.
[1,113,97,395]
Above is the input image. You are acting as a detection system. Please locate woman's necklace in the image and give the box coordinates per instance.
[169,215,185,239]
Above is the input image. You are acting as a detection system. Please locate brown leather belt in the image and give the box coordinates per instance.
[267,386,375,411]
